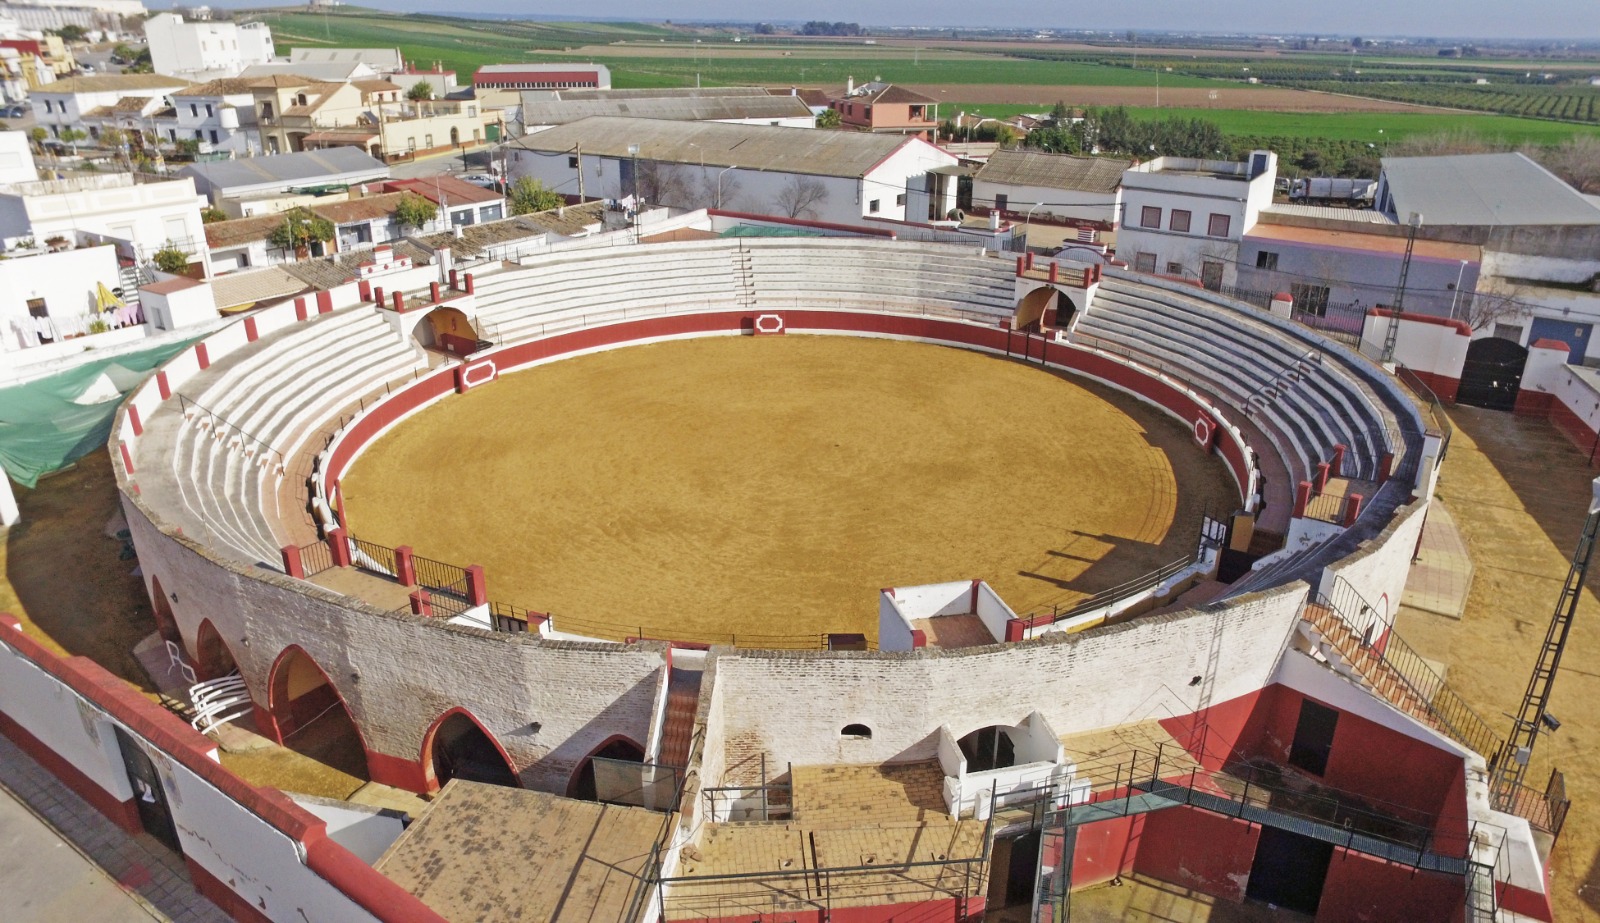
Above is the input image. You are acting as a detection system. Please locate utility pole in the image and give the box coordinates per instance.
[575,143,585,203]
[1494,477,1600,800]
[1380,211,1422,365]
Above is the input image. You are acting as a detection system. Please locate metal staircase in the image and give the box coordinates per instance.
[117,261,153,314]
[733,242,756,310]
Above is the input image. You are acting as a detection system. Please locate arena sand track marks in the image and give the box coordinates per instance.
[340,336,1236,645]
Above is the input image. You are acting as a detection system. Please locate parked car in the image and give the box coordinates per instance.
[1,104,25,118]
[459,173,501,189]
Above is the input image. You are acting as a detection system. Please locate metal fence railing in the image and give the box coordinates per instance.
[488,600,542,634]
[298,538,335,577]
[347,534,396,578]
[1397,364,1454,458]
[1319,577,1508,767]
[177,394,285,472]
[413,555,469,595]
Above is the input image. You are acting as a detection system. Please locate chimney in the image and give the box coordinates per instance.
[988,210,1000,231]
[847,76,854,96]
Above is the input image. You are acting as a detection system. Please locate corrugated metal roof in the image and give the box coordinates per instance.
[179,148,388,192]
[549,87,768,101]
[972,149,1131,193]
[1381,152,1600,227]
[521,94,813,127]
[515,117,931,179]
[1261,203,1397,225]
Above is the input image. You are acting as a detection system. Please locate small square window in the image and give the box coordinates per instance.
[1169,209,1191,232]
[1256,251,1279,271]
[1208,213,1231,237]
[568,155,579,168]
[1166,262,1184,275]
[896,193,905,206]
[1140,206,1161,228]
[869,199,881,214]
[1134,252,1157,273]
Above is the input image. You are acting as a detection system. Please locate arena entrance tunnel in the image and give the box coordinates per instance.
[417,306,482,357]
[568,736,647,803]
[193,618,239,681]
[263,645,372,784]
[1014,286,1077,333]
[422,707,520,791]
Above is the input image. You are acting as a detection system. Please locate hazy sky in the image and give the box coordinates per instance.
[231,1,1600,41]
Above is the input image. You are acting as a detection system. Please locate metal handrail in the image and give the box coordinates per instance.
[176,393,285,469]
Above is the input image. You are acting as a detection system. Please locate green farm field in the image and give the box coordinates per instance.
[951,104,1600,144]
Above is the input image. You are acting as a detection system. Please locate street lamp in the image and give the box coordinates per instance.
[1449,259,1470,319]
[1025,202,1041,251]
[716,165,736,209]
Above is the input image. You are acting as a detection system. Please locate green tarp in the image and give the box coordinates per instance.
[718,225,824,238]
[0,338,200,488]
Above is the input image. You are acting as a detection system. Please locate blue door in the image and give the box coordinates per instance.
[1529,317,1593,364]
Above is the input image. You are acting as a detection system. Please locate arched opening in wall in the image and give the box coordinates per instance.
[841,723,872,739]
[958,725,1017,773]
[568,736,645,803]
[193,619,239,681]
[1055,292,1079,329]
[415,306,480,357]
[148,576,181,646]
[1013,287,1057,333]
[265,646,370,785]
[423,709,520,791]
[449,126,460,147]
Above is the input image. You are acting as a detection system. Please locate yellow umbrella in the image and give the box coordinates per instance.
[95,282,124,314]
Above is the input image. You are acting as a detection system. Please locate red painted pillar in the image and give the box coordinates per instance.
[453,364,470,393]
[373,286,385,308]
[294,297,308,321]
[910,629,927,649]
[156,370,171,400]
[326,528,351,567]
[449,268,459,290]
[195,342,209,370]
[316,290,333,314]
[1025,251,1035,271]
[1005,619,1027,643]
[281,544,305,579]
[1314,462,1331,494]
[429,281,441,303]
[127,406,143,437]
[464,273,475,295]
[119,442,136,475]
[1294,480,1313,518]
[465,565,487,606]
[392,290,405,312]
[1379,451,1395,483]
[244,316,259,342]
[1015,256,1025,276]
[1048,261,1058,284]
[1343,493,1365,527]
[409,590,433,617]
[358,279,372,301]
[1330,443,1347,477]
[395,545,416,586]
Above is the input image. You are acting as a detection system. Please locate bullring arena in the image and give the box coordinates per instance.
[0,232,1571,921]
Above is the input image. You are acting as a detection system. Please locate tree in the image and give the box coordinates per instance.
[174,137,201,157]
[506,177,563,215]
[268,207,335,255]
[58,127,86,153]
[1048,100,1070,124]
[111,42,139,62]
[816,108,841,129]
[200,206,229,223]
[634,160,692,207]
[52,24,86,42]
[773,175,828,219]
[393,191,438,231]
[1462,290,1529,332]
[406,80,435,102]
[28,127,46,152]
[1532,135,1600,194]
[993,125,1019,149]
[151,241,189,274]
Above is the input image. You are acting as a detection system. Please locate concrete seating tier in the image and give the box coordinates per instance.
[166,305,424,566]
[1076,277,1400,484]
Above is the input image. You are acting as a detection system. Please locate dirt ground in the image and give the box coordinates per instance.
[907,83,1451,112]
[1421,407,1600,921]
[340,336,1237,646]
[0,455,156,691]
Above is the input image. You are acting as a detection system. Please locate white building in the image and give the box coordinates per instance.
[0,130,37,184]
[0,243,127,352]
[0,173,209,276]
[970,148,1133,237]
[1114,151,1278,289]
[288,47,403,76]
[1,0,146,34]
[157,77,259,154]
[30,73,190,139]
[145,13,274,81]
[509,116,958,227]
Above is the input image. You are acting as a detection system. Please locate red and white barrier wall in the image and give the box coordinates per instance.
[1358,309,1472,402]
[0,616,448,923]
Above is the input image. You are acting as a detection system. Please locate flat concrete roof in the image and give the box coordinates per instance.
[1244,222,1482,263]
[375,781,666,922]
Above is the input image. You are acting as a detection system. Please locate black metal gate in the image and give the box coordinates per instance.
[1456,337,1528,411]
[114,727,181,852]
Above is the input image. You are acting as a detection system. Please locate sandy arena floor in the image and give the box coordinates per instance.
[339,335,1237,645]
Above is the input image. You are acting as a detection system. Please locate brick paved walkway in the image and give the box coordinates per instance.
[0,733,228,923]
